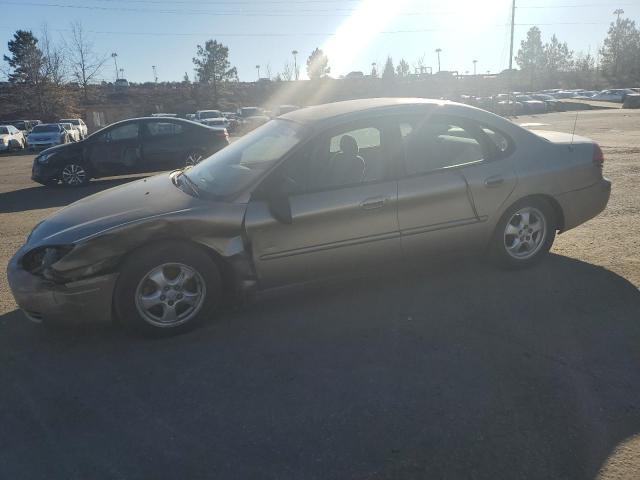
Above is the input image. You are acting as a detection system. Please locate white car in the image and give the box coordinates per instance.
[59,118,88,138]
[60,123,81,142]
[0,124,26,151]
[27,123,69,150]
[195,110,223,122]
[591,89,635,103]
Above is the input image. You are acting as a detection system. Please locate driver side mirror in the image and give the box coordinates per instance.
[257,174,293,225]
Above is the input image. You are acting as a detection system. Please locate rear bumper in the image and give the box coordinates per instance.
[7,250,117,325]
[556,178,611,231]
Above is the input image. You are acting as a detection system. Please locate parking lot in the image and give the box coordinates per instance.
[1,109,639,479]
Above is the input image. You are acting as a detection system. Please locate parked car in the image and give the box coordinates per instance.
[0,124,26,151]
[114,78,129,91]
[573,91,598,99]
[60,122,81,142]
[195,110,222,122]
[530,94,566,111]
[59,118,88,138]
[591,89,635,102]
[30,117,230,187]
[8,98,611,335]
[200,117,234,134]
[494,94,524,116]
[515,95,547,114]
[7,119,34,136]
[239,107,263,118]
[151,113,177,118]
[27,123,70,150]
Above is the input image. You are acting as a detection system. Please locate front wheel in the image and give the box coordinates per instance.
[60,163,90,187]
[491,198,556,269]
[114,242,222,336]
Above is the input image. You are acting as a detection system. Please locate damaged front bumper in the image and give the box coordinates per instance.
[7,250,118,325]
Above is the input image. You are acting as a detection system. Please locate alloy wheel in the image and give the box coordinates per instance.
[61,164,87,186]
[503,207,547,260]
[185,152,203,166]
[135,263,206,328]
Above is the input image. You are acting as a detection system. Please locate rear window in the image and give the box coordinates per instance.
[32,125,60,133]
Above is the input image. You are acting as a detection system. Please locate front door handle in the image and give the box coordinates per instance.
[360,196,387,210]
[484,175,504,188]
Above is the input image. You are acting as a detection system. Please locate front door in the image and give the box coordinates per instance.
[244,120,401,288]
[140,120,188,171]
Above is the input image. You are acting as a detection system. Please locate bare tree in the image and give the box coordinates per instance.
[282,60,293,81]
[66,21,107,101]
[40,24,67,86]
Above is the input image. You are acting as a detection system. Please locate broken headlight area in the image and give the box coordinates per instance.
[21,246,74,279]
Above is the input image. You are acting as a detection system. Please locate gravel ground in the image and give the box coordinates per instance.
[0,110,638,480]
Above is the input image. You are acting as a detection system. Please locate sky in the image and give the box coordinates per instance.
[1,0,639,83]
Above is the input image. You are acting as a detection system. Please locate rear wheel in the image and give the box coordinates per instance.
[60,163,90,187]
[114,242,222,336]
[491,198,556,269]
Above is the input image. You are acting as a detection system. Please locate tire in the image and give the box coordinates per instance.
[491,198,556,269]
[114,242,222,336]
[59,163,90,187]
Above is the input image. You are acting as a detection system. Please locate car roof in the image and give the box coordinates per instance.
[280,98,453,124]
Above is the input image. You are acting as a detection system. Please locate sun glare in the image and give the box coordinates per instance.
[321,0,414,77]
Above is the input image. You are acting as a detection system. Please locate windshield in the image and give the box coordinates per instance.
[200,111,221,119]
[11,121,25,129]
[60,119,80,125]
[0,127,8,134]
[187,119,303,197]
[32,125,59,133]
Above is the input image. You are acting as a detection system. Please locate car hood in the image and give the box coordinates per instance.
[38,141,82,156]
[27,173,213,246]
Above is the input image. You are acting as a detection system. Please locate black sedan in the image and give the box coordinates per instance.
[31,117,229,187]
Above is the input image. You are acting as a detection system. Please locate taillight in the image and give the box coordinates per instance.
[593,143,604,168]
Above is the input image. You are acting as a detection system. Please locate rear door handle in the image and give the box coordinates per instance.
[484,175,504,188]
[360,196,387,210]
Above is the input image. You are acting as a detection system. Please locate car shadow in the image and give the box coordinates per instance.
[0,254,639,479]
[0,176,147,213]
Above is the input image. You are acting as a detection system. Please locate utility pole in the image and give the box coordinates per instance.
[473,59,477,75]
[508,0,516,109]
[435,48,442,72]
[292,50,299,80]
[152,65,158,83]
[256,64,260,80]
[111,52,119,80]
[509,0,515,72]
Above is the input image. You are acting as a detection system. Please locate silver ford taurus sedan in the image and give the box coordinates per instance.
[8,98,611,336]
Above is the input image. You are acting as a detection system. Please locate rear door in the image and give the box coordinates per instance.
[87,121,141,175]
[140,120,189,171]
[394,114,516,257]
[244,119,402,287]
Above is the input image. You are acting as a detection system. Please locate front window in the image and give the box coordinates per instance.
[0,127,8,134]
[187,119,303,197]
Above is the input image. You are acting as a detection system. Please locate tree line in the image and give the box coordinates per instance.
[516,12,640,89]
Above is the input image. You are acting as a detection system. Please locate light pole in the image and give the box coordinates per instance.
[111,52,119,80]
[435,48,442,72]
[292,50,299,80]
[473,59,477,76]
[152,65,158,83]
[256,64,260,80]
[119,68,124,79]
[371,62,377,77]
